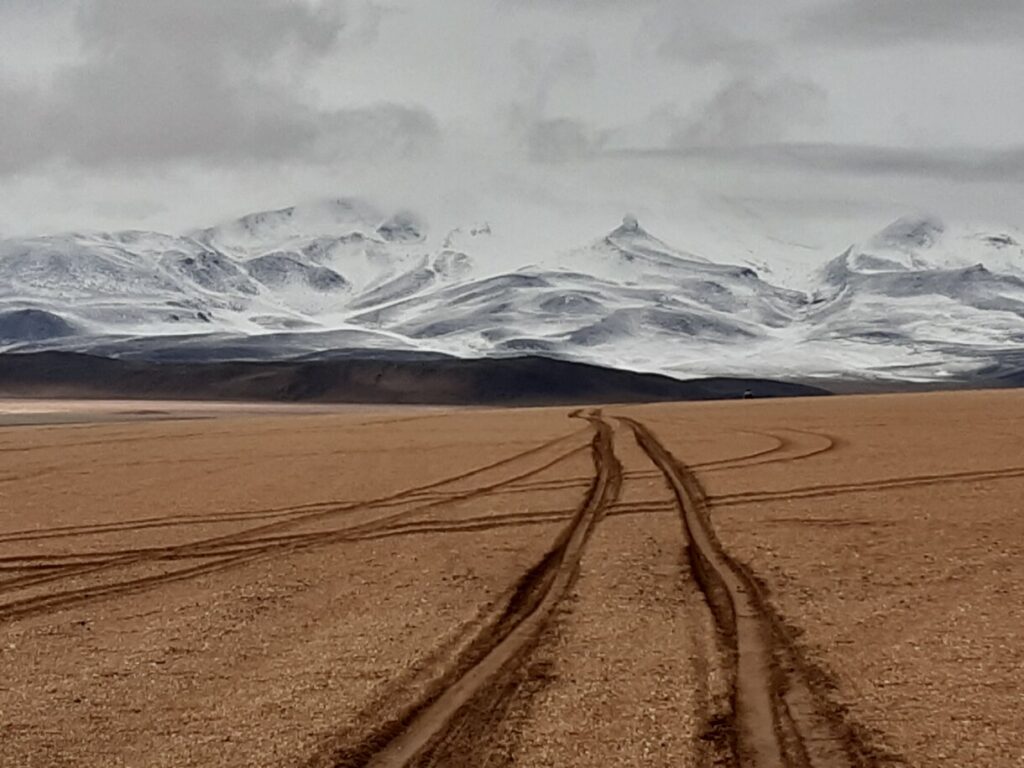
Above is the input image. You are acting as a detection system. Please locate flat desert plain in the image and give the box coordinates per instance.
[0,392,1021,767]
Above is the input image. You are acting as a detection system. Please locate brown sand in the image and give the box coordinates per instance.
[0,392,1021,766]
[625,390,1024,767]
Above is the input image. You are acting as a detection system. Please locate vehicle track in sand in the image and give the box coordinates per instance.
[303,418,845,767]
[305,410,622,768]
[0,429,590,621]
[1,411,875,765]
[0,429,587,544]
[622,416,876,768]
[0,501,680,574]
[708,463,1024,507]
[0,461,597,547]
[0,472,655,564]
[637,418,839,474]
[0,436,527,489]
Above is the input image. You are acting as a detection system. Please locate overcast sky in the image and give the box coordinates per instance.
[1,0,1022,240]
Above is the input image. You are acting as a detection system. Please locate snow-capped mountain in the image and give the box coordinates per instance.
[2,201,1023,383]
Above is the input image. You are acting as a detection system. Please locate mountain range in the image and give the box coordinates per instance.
[3,198,1024,385]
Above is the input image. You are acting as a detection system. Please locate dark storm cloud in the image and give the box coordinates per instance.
[799,0,1024,45]
[0,0,439,173]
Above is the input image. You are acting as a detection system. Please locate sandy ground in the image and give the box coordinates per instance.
[0,393,1022,766]
[627,391,1024,767]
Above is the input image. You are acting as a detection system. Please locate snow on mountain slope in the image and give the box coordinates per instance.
[2,202,1024,383]
[244,254,350,293]
[0,199,469,341]
[344,218,808,377]
[839,216,1024,276]
[191,198,385,253]
[803,217,1024,348]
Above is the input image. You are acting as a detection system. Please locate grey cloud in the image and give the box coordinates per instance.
[774,144,1024,182]
[636,6,828,149]
[798,0,1024,45]
[672,77,828,147]
[524,118,604,162]
[656,26,773,71]
[608,143,1024,183]
[511,37,595,114]
[504,0,662,7]
[647,6,775,71]
[505,37,599,163]
[0,0,439,173]
[75,0,344,61]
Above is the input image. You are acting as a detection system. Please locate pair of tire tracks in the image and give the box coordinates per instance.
[623,416,876,768]
[327,413,871,768]
[312,411,622,768]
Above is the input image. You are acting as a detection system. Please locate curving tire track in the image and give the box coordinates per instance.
[623,416,872,768]
[637,417,839,474]
[697,429,838,474]
[689,431,790,470]
[307,411,622,768]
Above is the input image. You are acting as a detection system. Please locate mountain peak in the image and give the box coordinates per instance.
[870,216,945,252]
[610,214,643,238]
[193,197,384,250]
[377,210,425,243]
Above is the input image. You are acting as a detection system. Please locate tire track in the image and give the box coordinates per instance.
[308,411,622,768]
[634,417,838,473]
[0,469,590,547]
[623,417,871,768]
[709,464,1024,507]
[698,429,838,473]
[14,439,587,569]
[0,437,536,489]
[0,430,590,620]
[0,509,574,569]
[0,502,676,580]
[0,430,587,546]
[0,441,587,618]
[689,431,789,469]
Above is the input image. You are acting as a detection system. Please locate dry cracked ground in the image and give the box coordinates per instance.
[0,392,1021,767]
